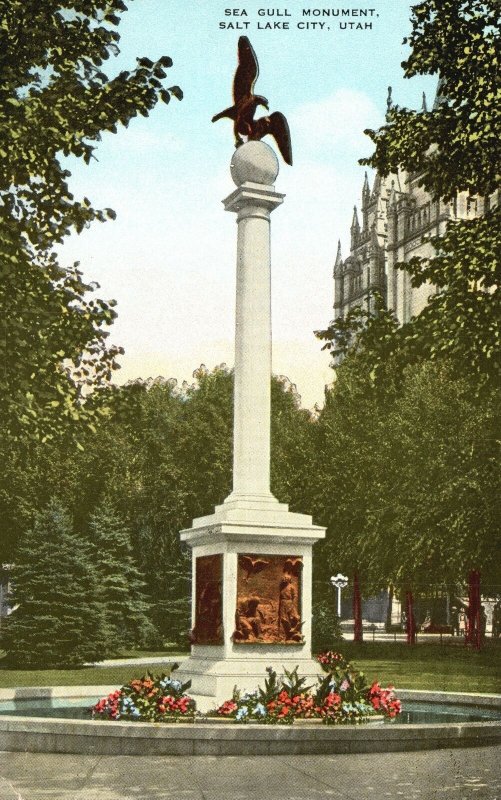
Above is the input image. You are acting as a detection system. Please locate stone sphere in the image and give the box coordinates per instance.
[230,141,279,187]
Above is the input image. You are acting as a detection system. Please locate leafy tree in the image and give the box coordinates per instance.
[177,366,234,520]
[363,0,499,201]
[314,1,500,628]
[357,0,500,383]
[1,365,326,646]
[311,354,500,626]
[374,361,500,597]
[271,376,318,514]
[89,502,157,655]
[315,292,400,386]
[392,210,500,383]
[3,499,107,668]
[310,352,393,600]
[311,594,343,653]
[0,0,182,445]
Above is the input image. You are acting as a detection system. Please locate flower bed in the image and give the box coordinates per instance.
[213,652,401,724]
[91,653,401,725]
[91,663,195,722]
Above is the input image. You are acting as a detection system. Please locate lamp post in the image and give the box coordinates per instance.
[330,573,348,618]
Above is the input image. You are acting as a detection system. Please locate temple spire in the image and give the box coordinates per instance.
[351,206,360,247]
[362,172,370,203]
[333,239,343,275]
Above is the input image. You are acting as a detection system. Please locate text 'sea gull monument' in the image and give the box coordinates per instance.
[178,37,325,710]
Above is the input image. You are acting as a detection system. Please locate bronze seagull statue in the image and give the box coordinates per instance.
[212,36,293,166]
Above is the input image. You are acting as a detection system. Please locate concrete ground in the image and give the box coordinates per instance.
[0,747,499,800]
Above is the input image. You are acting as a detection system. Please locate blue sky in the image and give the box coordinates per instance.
[60,0,437,408]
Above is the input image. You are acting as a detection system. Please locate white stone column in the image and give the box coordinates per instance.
[223,142,284,502]
[178,141,325,710]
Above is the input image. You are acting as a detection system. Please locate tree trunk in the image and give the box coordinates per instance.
[405,590,416,645]
[466,569,481,650]
[386,584,394,632]
[353,571,363,642]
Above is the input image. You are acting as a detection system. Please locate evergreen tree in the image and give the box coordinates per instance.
[4,499,107,668]
[89,502,156,655]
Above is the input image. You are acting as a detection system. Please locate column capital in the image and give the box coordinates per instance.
[223,182,285,218]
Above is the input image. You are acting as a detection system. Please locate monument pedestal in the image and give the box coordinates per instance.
[178,495,325,712]
[177,141,325,712]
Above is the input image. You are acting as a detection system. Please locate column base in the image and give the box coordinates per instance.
[179,495,326,713]
[176,651,323,713]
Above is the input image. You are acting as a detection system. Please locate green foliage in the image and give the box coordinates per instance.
[313,1,500,601]
[311,356,501,598]
[372,362,500,593]
[271,376,318,512]
[362,0,499,201]
[280,666,314,697]
[215,655,400,722]
[311,596,343,653]
[394,206,501,382]
[89,502,157,655]
[315,292,402,392]
[3,499,107,668]
[357,0,500,384]
[0,0,181,445]
[1,367,318,650]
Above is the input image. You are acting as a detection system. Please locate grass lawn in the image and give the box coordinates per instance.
[339,641,501,694]
[0,642,499,693]
[0,654,186,689]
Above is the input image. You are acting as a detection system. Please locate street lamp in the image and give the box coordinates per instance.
[330,573,348,618]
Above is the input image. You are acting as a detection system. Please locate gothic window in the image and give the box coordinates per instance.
[467,197,478,216]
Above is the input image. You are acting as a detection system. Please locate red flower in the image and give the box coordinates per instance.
[217,700,238,716]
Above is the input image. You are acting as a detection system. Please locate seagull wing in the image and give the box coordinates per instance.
[284,557,302,575]
[254,112,293,165]
[212,105,237,123]
[240,555,254,573]
[251,558,270,573]
[268,112,293,166]
[233,36,259,102]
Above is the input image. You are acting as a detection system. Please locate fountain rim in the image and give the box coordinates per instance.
[0,686,500,755]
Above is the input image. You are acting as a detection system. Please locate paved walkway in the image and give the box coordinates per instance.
[0,746,499,800]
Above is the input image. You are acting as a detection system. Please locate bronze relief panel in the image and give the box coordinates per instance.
[192,554,223,645]
[233,554,303,644]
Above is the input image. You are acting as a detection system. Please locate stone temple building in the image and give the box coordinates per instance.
[332,90,486,326]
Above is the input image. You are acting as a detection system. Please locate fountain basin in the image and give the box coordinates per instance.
[0,687,499,755]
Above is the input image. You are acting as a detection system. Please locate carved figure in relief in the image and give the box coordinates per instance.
[240,555,270,582]
[278,574,302,641]
[233,595,265,641]
[192,580,222,643]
